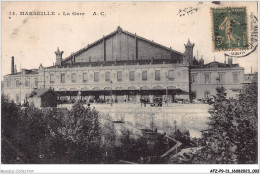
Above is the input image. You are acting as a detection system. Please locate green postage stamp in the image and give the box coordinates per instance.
[211,7,248,51]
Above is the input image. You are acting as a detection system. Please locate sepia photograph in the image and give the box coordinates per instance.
[1,1,259,173]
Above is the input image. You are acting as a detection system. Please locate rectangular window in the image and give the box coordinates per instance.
[6,79,10,88]
[117,71,122,82]
[142,70,147,81]
[25,79,29,87]
[83,73,88,82]
[155,70,160,81]
[105,72,111,82]
[218,73,225,84]
[34,78,38,87]
[233,73,239,83]
[205,73,211,84]
[71,73,76,83]
[168,70,174,81]
[94,72,99,82]
[16,79,21,88]
[191,74,197,84]
[50,74,55,84]
[61,73,65,83]
[129,71,135,81]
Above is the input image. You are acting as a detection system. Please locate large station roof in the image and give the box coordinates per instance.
[61,26,183,64]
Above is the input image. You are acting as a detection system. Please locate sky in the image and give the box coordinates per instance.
[1,1,258,77]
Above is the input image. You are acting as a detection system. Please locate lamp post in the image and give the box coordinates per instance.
[174,120,177,133]
[19,81,22,106]
[140,87,142,107]
[110,80,113,107]
[151,110,155,131]
[166,74,169,107]
[77,91,81,102]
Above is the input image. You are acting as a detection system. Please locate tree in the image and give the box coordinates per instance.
[18,106,49,163]
[1,95,61,164]
[172,82,258,164]
[101,121,117,163]
[236,74,258,163]
[116,129,150,162]
[61,102,102,163]
[1,95,25,163]
[117,129,134,161]
[2,99,103,164]
[39,108,66,163]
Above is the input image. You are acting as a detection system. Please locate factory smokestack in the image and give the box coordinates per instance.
[11,56,14,74]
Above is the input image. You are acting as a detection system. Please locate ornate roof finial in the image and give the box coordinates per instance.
[117,26,122,31]
[185,39,194,47]
[55,47,63,55]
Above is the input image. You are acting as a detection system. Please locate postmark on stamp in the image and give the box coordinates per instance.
[211,7,248,51]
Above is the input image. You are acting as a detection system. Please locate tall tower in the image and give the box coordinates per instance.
[183,39,195,66]
[55,47,64,66]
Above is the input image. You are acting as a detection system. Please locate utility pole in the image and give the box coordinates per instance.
[166,73,168,107]
[43,68,45,88]
[19,82,22,106]
[110,80,113,106]
[151,112,155,131]
[174,120,177,133]
[188,66,192,103]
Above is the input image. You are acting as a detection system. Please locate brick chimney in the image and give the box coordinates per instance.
[11,56,14,74]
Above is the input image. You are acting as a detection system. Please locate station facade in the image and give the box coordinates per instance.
[2,26,245,104]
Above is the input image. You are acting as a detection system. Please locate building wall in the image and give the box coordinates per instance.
[191,67,244,99]
[40,63,189,93]
[3,63,246,103]
[2,73,40,103]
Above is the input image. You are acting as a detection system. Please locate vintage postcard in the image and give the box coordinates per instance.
[1,1,259,174]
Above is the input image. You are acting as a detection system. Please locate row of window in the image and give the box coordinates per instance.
[191,72,240,84]
[6,78,38,88]
[50,70,175,84]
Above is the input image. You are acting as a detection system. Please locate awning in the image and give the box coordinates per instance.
[55,88,188,96]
